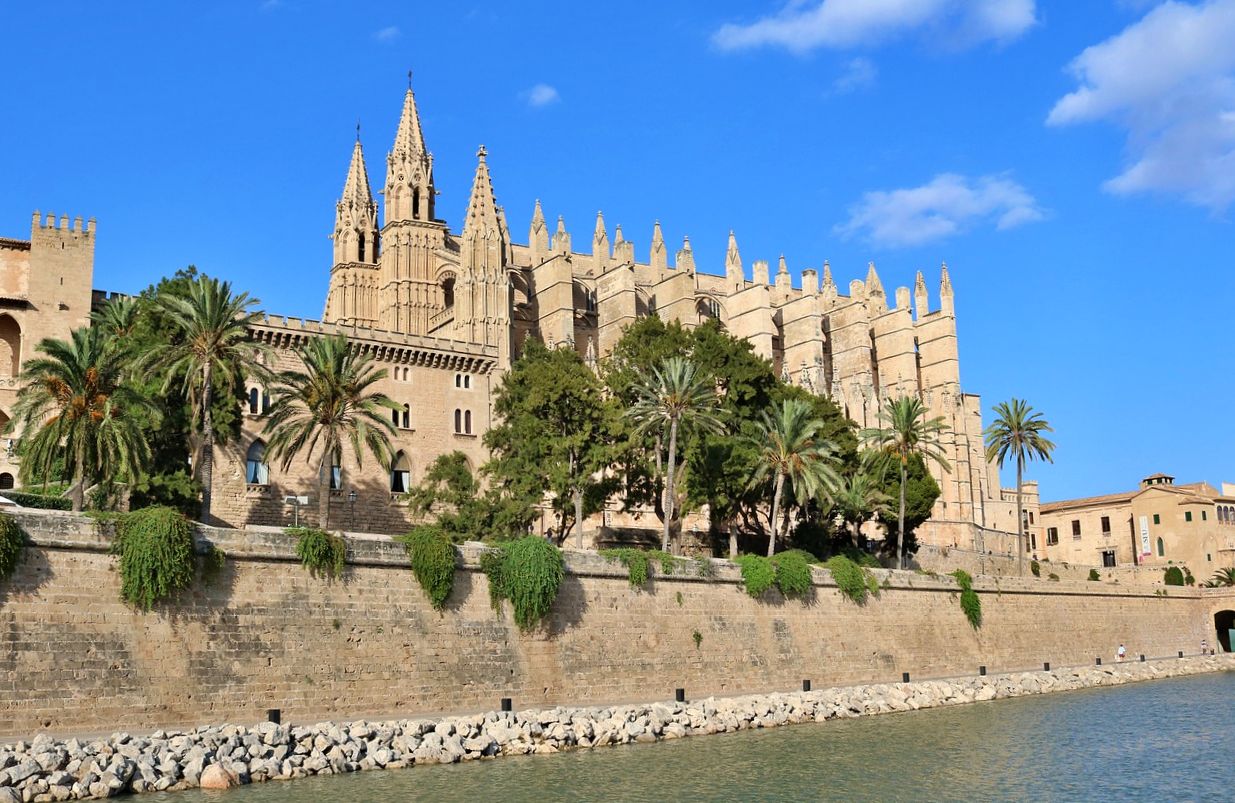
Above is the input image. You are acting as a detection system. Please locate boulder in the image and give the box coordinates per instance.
[199,763,238,790]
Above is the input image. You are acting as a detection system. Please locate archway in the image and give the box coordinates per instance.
[0,315,20,376]
[0,473,12,490]
[1216,610,1235,653]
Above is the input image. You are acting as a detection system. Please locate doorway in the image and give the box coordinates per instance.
[1215,610,1235,653]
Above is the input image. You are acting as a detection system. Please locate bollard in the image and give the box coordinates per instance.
[979,666,986,676]
[675,688,686,703]
[266,709,281,725]
[1179,651,1184,659]
[1044,662,1050,671]
[1096,657,1102,666]
[501,698,512,712]
[1140,654,1146,662]
[902,672,910,683]
[802,680,811,692]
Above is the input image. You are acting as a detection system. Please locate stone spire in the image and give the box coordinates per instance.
[676,236,696,273]
[940,261,954,315]
[775,254,792,292]
[332,136,378,265]
[865,261,886,311]
[552,215,571,254]
[456,145,508,349]
[914,270,929,318]
[592,211,609,263]
[385,81,435,223]
[530,199,549,255]
[821,260,838,305]
[461,146,501,239]
[725,230,743,291]
[650,221,667,270]
[613,224,634,264]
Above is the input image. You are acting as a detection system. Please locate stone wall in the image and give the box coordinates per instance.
[1,510,1231,740]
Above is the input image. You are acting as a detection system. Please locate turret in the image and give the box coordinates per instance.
[384,81,435,223]
[592,212,609,264]
[552,216,571,254]
[332,135,379,265]
[775,254,792,293]
[940,261,954,316]
[676,236,696,273]
[530,199,549,257]
[650,221,667,271]
[725,230,743,292]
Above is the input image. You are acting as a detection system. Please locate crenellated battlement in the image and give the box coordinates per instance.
[31,210,95,236]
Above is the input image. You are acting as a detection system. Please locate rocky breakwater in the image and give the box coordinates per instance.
[2,654,1232,800]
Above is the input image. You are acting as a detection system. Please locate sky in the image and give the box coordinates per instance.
[2,1,1232,501]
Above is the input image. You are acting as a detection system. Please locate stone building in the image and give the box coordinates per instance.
[1039,473,1235,571]
[2,81,1034,550]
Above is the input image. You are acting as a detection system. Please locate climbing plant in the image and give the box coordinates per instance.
[1088,569,1100,582]
[1163,566,1185,586]
[950,569,982,628]
[481,537,564,631]
[291,527,346,580]
[0,513,24,581]
[399,524,457,610]
[111,506,196,610]
[825,555,879,604]
[734,554,776,597]
[771,550,813,599]
[600,548,679,588]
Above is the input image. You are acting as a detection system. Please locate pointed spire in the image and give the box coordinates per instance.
[822,260,834,289]
[650,221,667,270]
[333,135,378,267]
[393,84,426,157]
[914,270,929,318]
[940,261,954,315]
[613,224,633,263]
[821,260,837,305]
[462,144,501,239]
[592,211,609,262]
[777,254,789,276]
[385,80,434,223]
[552,215,571,253]
[676,236,696,273]
[725,230,743,291]
[341,137,374,207]
[530,200,548,254]
[865,261,885,297]
[940,261,952,293]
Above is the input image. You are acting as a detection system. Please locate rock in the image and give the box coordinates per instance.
[199,763,238,790]
[0,789,17,803]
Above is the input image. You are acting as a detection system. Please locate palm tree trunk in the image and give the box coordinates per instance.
[767,472,785,558]
[199,363,215,524]
[728,527,737,559]
[573,486,584,550]
[319,456,331,530]
[663,418,678,553]
[1016,454,1025,577]
[70,440,86,512]
[898,461,907,570]
[851,520,862,549]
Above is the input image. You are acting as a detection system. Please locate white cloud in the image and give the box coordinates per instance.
[835,173,1044,248]
[373,26,401,42]
[1048,0,1235,210]
[713,0,1036,54]
[830,57,878,94]
[522,84,560,108]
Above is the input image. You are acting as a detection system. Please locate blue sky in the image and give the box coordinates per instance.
[2,1,1233,501]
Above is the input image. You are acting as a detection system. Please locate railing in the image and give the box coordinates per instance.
[427,306,455,330]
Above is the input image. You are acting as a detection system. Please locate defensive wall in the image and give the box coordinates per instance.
[1,510,1232,740]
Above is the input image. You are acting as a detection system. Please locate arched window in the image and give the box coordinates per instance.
[0,473,13,490]
[248,387,259,415]
[442,277,455,308]
[391,407,400,426]
[401,403,410,429]
[390,452,410,494]
[454,409,462,434]
[413,187,421,220]
[325,461,341,491]
[1157,537,1165,557]
[464,410,472,435]
[0,315,21,376]
[358,232,366,263]
[245,440,269,485]
[262,391,271,414]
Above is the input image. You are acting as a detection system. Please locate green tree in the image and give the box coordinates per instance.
[862,396,951,569]
[265,334,398,528]
[873,452,941,561]
[833,453,893,548]
[748,398,842,557]
[485,340,616,546]
[984,398,1055,576]
[628,357,725,553]
[408,451,536,541]
[10,327,155,510]
[145,275,268,522]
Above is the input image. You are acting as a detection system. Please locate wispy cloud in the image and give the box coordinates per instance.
[835,173,1044,248]
[830,57,877,94]
[1048,0,1235,211]
[713,0,1036,54]
[522,83,560,108]
[373,26,401,43]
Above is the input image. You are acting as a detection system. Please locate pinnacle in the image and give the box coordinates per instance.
[531,199,546,229]
[340,137,374,206]
[462,145,500,237]
[865,261,884,295]
[393,86,426,157]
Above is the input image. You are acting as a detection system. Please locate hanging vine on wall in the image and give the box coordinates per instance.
[770,550,813,599]
[0,513,25,582]
[291,527,346,580]
[111,506,196,611]
[480,536,563,631]
[599,548,679,589]
[825,555,879,605]
[399,524,457,610]
[950,569,982,628]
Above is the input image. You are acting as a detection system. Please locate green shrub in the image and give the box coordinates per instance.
[111,506,196,610]
[399,525,457,610]
[200,543,226,583]
[825,555,877,604]
[1163,566,1185,586]
[600,548,652,588]
[692,629,703,649]
[0,513,24,580]
[3,491,72,511]
[291,527,346,580]
[481,536,563,631]
[950,569,981,628]
[695,556,715,579]
[1048,572,1060,581]
[1088,569,1100,582]
[1184,567,1195,586]
[771,550,813,599]
[734,554,776,597]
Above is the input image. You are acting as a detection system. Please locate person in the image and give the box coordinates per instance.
[1117,644,1126,662]
[1201,638,1208,655]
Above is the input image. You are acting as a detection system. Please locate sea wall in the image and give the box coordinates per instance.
[2,510,1233,740]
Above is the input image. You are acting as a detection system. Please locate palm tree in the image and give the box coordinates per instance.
[10,327,154,510]
[834,453,893,549]
[90,295,140,341]
[265,334,398,529]
[862,396,951,569]
[749,398,842,557]
[1204,567,1235,588]
[984,398,1055,577]
[146,276,268,523]
[627,357,724,553]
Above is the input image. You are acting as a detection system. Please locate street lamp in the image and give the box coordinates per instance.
[347,490,357,531]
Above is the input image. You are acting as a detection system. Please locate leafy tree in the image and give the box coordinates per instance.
[873,452,941,561]
[748,398,842,557]
[984,398,1055,576]
[628,357,725,553]
[11,327,155,510]
[485,340,616,546]
[144,274,269,522]
[265,334,398,528]
[862,396,951,569]
[407,451,535,542]
[833,452,893,548]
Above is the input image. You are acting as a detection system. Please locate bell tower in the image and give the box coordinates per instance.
[323,132,379,327]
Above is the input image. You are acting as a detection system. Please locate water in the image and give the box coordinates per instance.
[152,673,1235,802]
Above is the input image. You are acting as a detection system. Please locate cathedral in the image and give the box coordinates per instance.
[2,81,1033,552]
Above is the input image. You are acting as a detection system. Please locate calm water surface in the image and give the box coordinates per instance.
[153,672,1235,802]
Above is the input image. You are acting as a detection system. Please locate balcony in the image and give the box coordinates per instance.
[427,306,455,332]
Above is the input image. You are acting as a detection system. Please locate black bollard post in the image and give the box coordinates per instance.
[802,680,811,692]
[1140,654,1146,662]
[501,698,512,712]
[1096,657,1102,666]
[675,688,686,703]
[979,666,986,676]
[1044,662,1050,671]
[1178,651,1184,659]
[266,709,281,725]
[902,672,910,683]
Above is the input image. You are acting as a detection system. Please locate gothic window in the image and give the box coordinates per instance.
[358,233,366,263]
[0,473,12,491]
[464,410,472,434]
[390,452,411,494]
[401,404,410,429]
[0,315,21,376]
[245,440,269,486]
[454,409,462,433]
[413,188,421,220]
[442,277,455,308]
[1157,537,1165,557]
[248,388,259,415]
